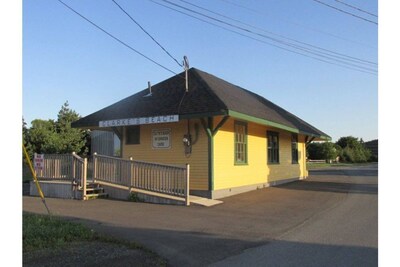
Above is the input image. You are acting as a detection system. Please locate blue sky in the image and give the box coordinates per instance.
[23,0,378,142]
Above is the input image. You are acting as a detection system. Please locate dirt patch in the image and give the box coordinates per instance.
[23,241,166,267]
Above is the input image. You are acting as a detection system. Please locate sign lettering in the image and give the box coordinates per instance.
[152,129,171,149]
[99,115,179,128]
[34,153,44,170]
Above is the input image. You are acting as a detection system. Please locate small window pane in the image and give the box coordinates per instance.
[126,126,140,145]
[234,121,247,164]
[267,131,279,164]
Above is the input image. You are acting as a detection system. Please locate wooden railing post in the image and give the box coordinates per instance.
[129,157,134,188]
[185,164,190,206]
[93,152,97,183]
[83,158,87,200]
[72,152,76,180]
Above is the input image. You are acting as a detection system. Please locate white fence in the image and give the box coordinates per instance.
[92,153,189,204]
[34,152,189,205]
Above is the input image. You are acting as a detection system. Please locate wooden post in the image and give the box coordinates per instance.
[129,157,134,188]
[93,152,97,183]
[185,164,190,206]
[83,158,87,200]
[72,152,76,180]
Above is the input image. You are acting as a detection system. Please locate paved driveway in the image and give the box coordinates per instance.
[23,164,378,266]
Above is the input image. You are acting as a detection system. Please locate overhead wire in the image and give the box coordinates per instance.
[149,0,376,75]
[334,0,378,18]
[177,0,376,67]
[311,0,378,25]
[57,0,178,75]
[111,0,183,67]
[218,0,375,49]
[151,0,376,74]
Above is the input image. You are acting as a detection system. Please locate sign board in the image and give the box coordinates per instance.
[99,115,179,128]
[152,129,171,149]
[34,153,44,170]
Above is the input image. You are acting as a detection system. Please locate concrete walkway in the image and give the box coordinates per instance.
[23,164,378,266]
[189,195,223,207]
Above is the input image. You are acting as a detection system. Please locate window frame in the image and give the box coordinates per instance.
[267,131,280,164]
[125,125,140,145]
[291,133,299,164]
[234,121,248,165]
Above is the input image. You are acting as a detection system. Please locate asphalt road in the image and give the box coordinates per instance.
[211,164,378,266]
[23,164,378,266]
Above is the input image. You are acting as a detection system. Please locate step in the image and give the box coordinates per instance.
[86,183,102,189]
[85,187,105,193]
[85,192,109,200]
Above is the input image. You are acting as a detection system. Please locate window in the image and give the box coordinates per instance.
[234,121,247,164]
[126,126,140,145]
[292,134,299,164]
[267,131,279,164]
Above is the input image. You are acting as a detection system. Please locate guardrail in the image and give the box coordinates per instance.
[33,152,190,205]
[92,153,190,205]
[35,153,85,182]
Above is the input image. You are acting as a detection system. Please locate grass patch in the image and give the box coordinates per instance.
[307,162,374,170]
[23,213,166,266]
[23,213,95,252]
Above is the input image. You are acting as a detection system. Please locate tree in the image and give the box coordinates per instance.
[307,142,338,162]
[25,101,89,155]
[321,142,337,162]
[55,101,89,154]
[336,136,372,163]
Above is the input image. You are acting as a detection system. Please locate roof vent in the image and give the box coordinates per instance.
[143,81,152,97]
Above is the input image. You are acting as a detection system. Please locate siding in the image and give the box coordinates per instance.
[122,119,208,190]
[213,117,307,190]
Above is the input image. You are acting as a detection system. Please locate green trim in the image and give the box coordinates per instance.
[234,120,248,165]
[229,110,330,141]
[201,117,214,191]
[299,130,331,141]
[228,110,299,133]
[212,116,229,136]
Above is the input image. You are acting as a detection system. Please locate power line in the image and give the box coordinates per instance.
[152,0,376,74]
[334,0,378,17]
[56,0,178,75]
[111,0,182,67]
[311,0,378,25]
[218,0,376,49]
[150,0,376,75]
[177,0,376,66]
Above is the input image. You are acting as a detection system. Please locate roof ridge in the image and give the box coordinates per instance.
[190,68,228,112]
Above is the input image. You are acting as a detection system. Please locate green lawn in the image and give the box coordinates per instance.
[23,213,166,266]
[23,213,97,252]
[306,162,375,170]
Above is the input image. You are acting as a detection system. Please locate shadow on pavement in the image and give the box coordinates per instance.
[277,180,377,195]
[210,239,378,267]
[34,215,377,267]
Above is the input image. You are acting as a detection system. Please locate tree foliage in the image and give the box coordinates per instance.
[307,142,338,162]
[24,101,89,156]
[307,136,375,163]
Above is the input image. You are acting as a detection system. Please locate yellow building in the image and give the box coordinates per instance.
[73,68,330,199]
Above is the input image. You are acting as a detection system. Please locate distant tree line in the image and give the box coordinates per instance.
[23,101,90,160]
[307,136,377,163]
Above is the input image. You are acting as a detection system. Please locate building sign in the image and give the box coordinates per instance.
[152,129,171,149]
[99,115,179,128]
[34,153,44,170]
